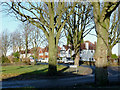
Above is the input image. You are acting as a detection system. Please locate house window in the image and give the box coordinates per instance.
[80,51,82,54]
[89,58,91,61]
[39,53,43,56]
[91,50,93,53]
[69,50,70,54]
[45,52,48,55]
[92,58,94,60]
[80,57,82,60]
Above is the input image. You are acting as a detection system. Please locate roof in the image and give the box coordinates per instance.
[19,49,32,54]
[63,41,96,51]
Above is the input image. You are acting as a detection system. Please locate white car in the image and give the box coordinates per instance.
[40,59,48,63]
[67,59,74,63]
[64,58,74,64]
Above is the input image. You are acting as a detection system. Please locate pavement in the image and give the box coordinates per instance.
[1,65,120,88]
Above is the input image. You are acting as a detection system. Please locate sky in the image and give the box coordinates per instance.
[0,4,119,56]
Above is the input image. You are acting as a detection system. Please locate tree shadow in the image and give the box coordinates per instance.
[2,65,89,81]
[3,68,48,81]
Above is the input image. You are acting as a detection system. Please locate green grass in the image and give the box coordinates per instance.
[2,65,48,74]
[1,64,67,80]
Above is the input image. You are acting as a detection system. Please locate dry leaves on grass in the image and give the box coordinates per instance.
[1,73,20,80]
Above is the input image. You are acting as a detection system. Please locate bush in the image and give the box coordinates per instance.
[12,52,20,62]
[1,55,10,63]
[22,58,31,65]
[111,54,118,59]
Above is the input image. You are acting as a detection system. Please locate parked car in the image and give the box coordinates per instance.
[40,58,48,63]
[67,59,74,64]
[57,59,64,63]
[63,58,74,64]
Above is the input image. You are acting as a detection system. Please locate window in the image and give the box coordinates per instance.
[39,53,43,56]
[80,57,82,60]
[69,50,70,54]
[89,58,91,61]
[91,50,93,53]
[45,52,48,55]
[80,51,82,54]
[92,58,94,60]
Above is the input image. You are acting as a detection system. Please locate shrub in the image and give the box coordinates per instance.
[111,54,118,59]
[22,58,31,65]
[1,55,10,63]
[12,52,20,62]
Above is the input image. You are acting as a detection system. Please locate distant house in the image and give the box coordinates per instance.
[19,46,62,61]
[60,41,96,62]
[20,49,33,58]
[60,44,75,63]
[60,44,74,58]
[80,41,96,62]
[39,46,62,60]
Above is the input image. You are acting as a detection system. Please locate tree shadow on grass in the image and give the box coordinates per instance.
[3,68,48,81]
[2,65,86,81]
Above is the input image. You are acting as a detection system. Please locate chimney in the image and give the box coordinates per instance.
[94,42,96,46]
[85,42,89,50]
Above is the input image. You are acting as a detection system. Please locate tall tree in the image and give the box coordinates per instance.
[21,23,32,58]
[29,25,47,64]
[64,2,94,66]
[2,2,76,75]
[10,29,23,53]
[92,1,120,86]
[108,9,120,58]
[1,30,10,57]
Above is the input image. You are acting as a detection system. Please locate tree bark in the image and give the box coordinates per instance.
[74,52,80,66]
[94,18,109,86]
[48,34,57,75]
[25,39,28,58]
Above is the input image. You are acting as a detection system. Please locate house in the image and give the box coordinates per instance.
[80,41,96,62]
[20,49,33,58]
[19,46,62,61]
[59,44,75,63]
[60,41,96,62]
[60,44,74,58]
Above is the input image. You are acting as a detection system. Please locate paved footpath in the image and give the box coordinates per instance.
[1,73,120,88]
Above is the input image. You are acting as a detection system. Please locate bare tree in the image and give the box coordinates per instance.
[64,2,94,66]
[10,29,23,53]
[20,23,32,58]
[1,29,10,57]
[29,25,47,64]
[92,1,120,86]
[2,2,76,75]
[108,7,120,58]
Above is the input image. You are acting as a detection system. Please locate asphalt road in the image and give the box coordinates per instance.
[1,64,120,88]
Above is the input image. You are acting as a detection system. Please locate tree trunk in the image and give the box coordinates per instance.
[74,52,80,66]
[94,20,109,86]
[108,45,112,63]
[25,36,28,58]
[33,47,37,65]
[48,34,57,75]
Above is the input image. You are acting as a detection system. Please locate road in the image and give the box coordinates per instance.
[1,65,120,88]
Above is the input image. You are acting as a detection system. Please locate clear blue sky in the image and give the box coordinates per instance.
[0,5,118,56]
